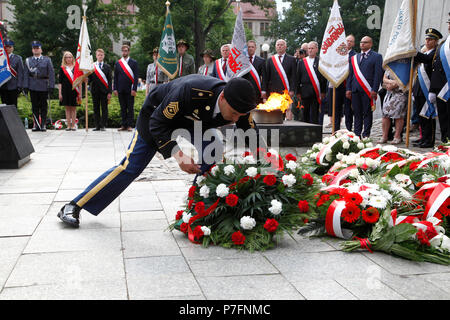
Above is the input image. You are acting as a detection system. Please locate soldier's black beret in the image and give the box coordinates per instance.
[425,28,442,40]
[223,77,257,114]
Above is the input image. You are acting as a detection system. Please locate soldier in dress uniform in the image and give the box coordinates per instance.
[146,47,168,96]
[197,49,215,76]
[429,13,450,144]
[23,40,55,132]
[57,75,258,227]
[412,28,442,148]
[176,39,195,77]
[0,39,24,107]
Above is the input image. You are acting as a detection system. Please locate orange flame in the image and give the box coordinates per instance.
[256,90,293,113]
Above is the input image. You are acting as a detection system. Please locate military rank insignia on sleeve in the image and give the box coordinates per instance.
[163,102,179,119]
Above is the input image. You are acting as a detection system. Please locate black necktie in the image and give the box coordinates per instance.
[249,56,253,64]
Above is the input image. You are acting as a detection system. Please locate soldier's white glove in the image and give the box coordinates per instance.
[429,92,437,104]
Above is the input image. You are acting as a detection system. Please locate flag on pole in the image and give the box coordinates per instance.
[226,3,252,80]
[318,0,348,87]
[383,0,417,91]
[0,31,12,87]
[157,1,178,79]
[73,6,94,89]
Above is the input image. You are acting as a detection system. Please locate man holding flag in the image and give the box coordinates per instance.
[0,39,23,108]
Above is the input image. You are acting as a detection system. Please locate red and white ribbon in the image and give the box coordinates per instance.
[271,55,290,92]
[424,183,450,220]
[215,58,228,81]
[325,200,349,239]
[351,55,373,107]
[62,66,81,96]
[94,63,109,90]
[118,57,135,84]
[330,165,357,186]
[303,57,321,104]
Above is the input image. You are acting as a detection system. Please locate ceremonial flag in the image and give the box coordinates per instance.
[73,7,94,88]
[0,32,11,87]
[227,4,252,80]
[383,0,417,91]
[157,2,178,79]
[318,0,348,87]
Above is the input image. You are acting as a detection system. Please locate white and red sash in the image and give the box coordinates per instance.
[215,58,228,81]
[271,55,289,91]
[61,66,81,96]
[118,57,134,84]
[179,55,183,76]
[249,64,262,93]
[303,57,321,104]
[94,63,109,90]
[203,65,208,76]
[351,54,374,107]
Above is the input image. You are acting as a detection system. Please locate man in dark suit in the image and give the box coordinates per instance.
[211,44,230,80]
[430,14,450,143]
[343,35,357,131]
[346,36,383,138]
[57,75,258,227]
[296,41,327,125]
[263,39,297,99]
[0,39,24,108]
[246,40,266,103]
[412,28,442,148]
[89,48,112,131]
[113,44,139,132]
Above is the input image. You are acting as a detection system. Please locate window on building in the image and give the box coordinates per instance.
[260,22,269,35]
[245,22,253,31]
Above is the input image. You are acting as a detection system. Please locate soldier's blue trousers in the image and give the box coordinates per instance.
[73,129,218,216]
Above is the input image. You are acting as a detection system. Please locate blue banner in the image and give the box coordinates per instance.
[0,34,11,87]
[386,58,412,90]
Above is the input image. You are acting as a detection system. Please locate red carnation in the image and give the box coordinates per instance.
[362,207,379,224]
[176,210,184,220]
[225,194,239,207]
[285,153,297,162]
[188,185,196,198]
[297,200,309,213]
[416,229,430,246]
[193,225,204,240]
[238,176,251,184]
[317,194,330,207]
[344,192,363,206]
[339,179,351,186]
[302,173,314,186]
[231,231,246,245]
[180,222,188,234]
[263,174,277,186]
[264,218,279,233]
[438,197,450,217]
[194,201,205,214]
[409,161,421,171]
[188,199,194,209]
[438,176,448,183]
[341,202,361,223]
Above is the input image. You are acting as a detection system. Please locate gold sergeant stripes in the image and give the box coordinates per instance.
[163,102,179,119]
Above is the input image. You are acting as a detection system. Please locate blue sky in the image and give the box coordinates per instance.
[275,0,291,14]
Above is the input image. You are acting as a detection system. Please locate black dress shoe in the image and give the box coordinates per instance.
[93,127,100,131]
[419,141,434,148]
[40,126,47,132]
[57,203,81,228]
[32,127,40,132]
[412,138,422,144]
[100,127,106,131]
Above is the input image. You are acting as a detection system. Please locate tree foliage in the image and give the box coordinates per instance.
[267,0,385,54]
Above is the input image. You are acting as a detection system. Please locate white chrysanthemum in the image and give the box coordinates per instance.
[422,174,435,183]
[243,155,256,164]
[323,137,330,144]
[335,131,342,138]
[310,152,318,159]
[216,183,229,198]
[349,168,359,178]
[369,195,388,209]
[325,153,333,162]
[240,216,257,230]
[352,136,360,143]
[282,174,296,187]
[382,145,398,152]
[246,167,258,178]
[269,199,282,215]
[210,165,219,176]
[366,158,379,168]
[395,174,412,187]
[390,182,412,200]
[301,157,308,163]
[286,160,298,171]
[342,141,350,149]
[199,185,210,198]
[201,226,211,236]
[336,152,344,160]
[224,165,235,176]
[357,142,365,149]
[196,175,206,185]
[182,212,192,223]
[355,158,365,167]
[365,142,374,148]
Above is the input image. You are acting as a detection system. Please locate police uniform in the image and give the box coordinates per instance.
[176,40,195,77]
[146,48,169,94]
[430,16,450,143]
[57,75,258,227]
[412,28,442,148]
[0,39,24,107]
[23,41,55,131]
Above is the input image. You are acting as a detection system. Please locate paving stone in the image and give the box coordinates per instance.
[0,237,29,288]
[122,230,181,258]
[289,279,357,300]
[119,196,163,212]
[121,212,168,232]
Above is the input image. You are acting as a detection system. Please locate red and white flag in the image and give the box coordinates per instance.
[73,7,94,88]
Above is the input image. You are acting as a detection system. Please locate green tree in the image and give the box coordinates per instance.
[131,0,275,70]
[267,0,385,54]
[7,0,133,70]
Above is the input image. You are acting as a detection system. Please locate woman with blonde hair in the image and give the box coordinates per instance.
[59,51,81,130]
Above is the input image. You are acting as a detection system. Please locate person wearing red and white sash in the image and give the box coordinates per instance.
[197,49,215,77]
[263,39,296,118]
[346,36,383,138]
[113,44,139,131]
[59,51,81,131]
[146,47,168,96]
[89,49,112,131]
[296,41,327,124]
[0,39,23,108]
[212,44,230,81]
[246,40,266,103]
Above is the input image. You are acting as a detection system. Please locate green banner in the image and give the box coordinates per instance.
[157,3,178,79]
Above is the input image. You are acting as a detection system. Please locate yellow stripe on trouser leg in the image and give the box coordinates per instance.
[76,130,140,207]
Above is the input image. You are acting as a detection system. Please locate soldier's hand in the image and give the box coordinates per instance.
[346,91,352,100]
[173,150,201,174]
[131,90,137,97]
[429,93,437,104]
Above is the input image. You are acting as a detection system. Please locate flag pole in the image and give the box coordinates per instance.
[332,87,336,134]
[82,4,88,132]
[405,0,417,148]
